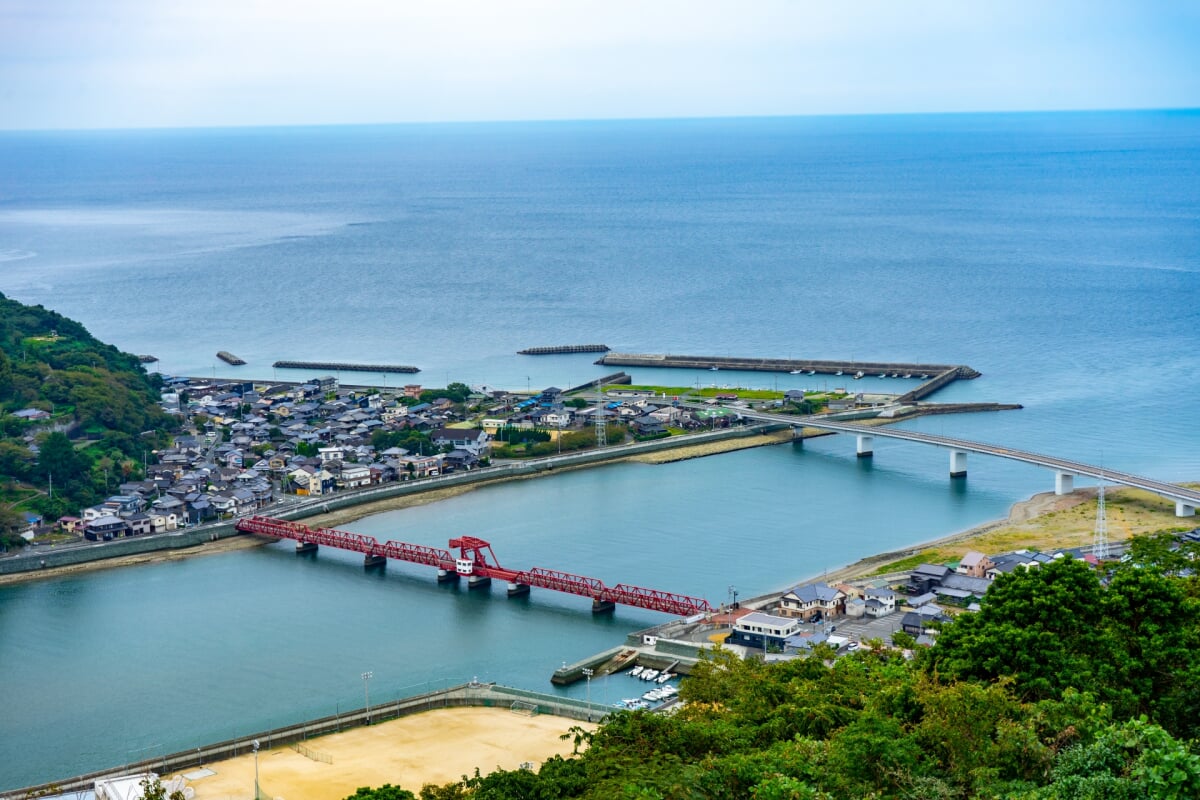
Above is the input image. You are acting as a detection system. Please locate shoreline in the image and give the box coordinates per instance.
[0,429,794,587]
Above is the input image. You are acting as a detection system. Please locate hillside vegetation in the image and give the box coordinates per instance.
[362,542,1200,799]
[0,292,176,545]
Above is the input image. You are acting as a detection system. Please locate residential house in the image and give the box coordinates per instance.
[431,428,492,456]
[907,563,951,595]
[864,587,897,618]
[779,582,846,621]
[957,551,994,578]
[730,612,803,650]
[337,463,372,490]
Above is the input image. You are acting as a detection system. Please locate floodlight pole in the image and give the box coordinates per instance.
[362,671,373,723]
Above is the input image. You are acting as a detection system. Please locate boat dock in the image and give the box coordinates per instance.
[272,360,420,373]
[216,350,246,365]
[519,344,610,355]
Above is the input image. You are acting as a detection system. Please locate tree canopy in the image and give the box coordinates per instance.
[350,553,1200,799]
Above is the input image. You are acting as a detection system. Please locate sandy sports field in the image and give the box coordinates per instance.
[182,707,591,800]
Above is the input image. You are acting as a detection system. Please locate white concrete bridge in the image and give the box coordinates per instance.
[713,405,1199,517]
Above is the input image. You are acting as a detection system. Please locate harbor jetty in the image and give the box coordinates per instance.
[564,371,632,394]
[519,344,610,355]
[595,353,981,401]
[216,350,246,365]
[272,360,420,374]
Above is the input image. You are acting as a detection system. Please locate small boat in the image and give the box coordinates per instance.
[808,370,815,375]
[630,666,644,677]
[878,373,886,378]
[642,689,664,702]
[642,669,659,681]
[789,369,803,374]
[903,373,912,379]
[890,373,899,378]
[920,374,929,379]
[709,366,719,371]
[656,672,673,683]
[853,371,864,379]
[660,685,678,697]
[835,370,843,376]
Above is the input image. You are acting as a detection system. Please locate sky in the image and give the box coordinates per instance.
[1,0,1198,130]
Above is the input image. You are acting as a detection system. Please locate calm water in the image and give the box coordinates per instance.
[1,111,1199,787]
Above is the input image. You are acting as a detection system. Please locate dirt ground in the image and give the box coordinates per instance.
[185,707,592,800]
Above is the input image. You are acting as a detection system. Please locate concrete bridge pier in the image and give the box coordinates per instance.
[592,598,615,614]
[1055,472,1075,495]
[507,582,530,597]
[949,450,968,478]
[1177,501,1196,517]
[467,575,492,589]
[437,568,459,583]
[856,434,874,458]
[295,541,318,553]
[363,554,386,567]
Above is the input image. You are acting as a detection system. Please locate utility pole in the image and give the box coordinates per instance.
[362,671,373,723]
[582,668,594,720]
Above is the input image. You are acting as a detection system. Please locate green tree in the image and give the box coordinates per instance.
[345,786,416,800]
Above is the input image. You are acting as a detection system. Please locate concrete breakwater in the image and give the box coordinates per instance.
[519,344,610,355]
[216,350,245,365]
[0,683,604,800]
[272,360,420,374]
[596,352,979,379]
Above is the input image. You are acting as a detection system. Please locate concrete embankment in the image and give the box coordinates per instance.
[0,683,604,800]
[596,352,977,378]
[0,424,783,579]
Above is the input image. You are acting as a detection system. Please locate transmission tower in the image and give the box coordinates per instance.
[594,381,607,447]
[1094,474,1109,560]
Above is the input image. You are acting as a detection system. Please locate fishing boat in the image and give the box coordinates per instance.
[808,370,816,375]
[641,669,659,681]
[853,371,865,379]
[835,370,843,376]
[789,369,803,374]
[630,666,644,677]
[656,672,673,683]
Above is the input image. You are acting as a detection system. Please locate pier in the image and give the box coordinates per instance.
[216,350,246,365]
[519,344,610,355]
[564,371,632,394]
[236,516,715,616]
[272,360,420,374]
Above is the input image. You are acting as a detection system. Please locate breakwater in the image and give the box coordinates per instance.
[0,683,604,800]
[564,371,632,394]
[596,352,978,378]
[519,344,610,355]
[272,360,420,373]
[216,350,245,365]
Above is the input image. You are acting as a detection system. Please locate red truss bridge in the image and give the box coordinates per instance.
[235,515,714,618]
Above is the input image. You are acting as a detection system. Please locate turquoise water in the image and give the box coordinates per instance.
[0,111,1198,786]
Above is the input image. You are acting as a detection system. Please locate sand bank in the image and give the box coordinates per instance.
[185,707,590,800]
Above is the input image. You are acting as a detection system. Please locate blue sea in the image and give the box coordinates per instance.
[1,111,1199,787]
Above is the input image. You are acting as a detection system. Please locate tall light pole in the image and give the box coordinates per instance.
[582,668,594,721]
[362,671,373,723]
[252,739,260,800]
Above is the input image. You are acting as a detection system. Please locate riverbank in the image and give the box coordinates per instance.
[815,482,1200,587]
[0,428,791,586]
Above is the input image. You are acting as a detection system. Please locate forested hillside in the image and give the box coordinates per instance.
[0,292,176,544]
[369,544,1200,799]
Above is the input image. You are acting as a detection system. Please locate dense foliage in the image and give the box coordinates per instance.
[0,292,176,540]
[348,550,1200,799]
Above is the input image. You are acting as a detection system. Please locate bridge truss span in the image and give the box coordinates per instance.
[234,516,714,617]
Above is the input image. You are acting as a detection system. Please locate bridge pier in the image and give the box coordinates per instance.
[363,554,386,567]
[592,598,615,614]
[467,575,492,589]
[1177,501,1196,518]
[437,568,459,583]
[949,450,968,478]
[295,541,318,553]
[507,582,530,597]
[1055,472,1075,495]
[856,434,874,458]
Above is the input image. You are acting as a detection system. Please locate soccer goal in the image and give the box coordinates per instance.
[510,700,539,717]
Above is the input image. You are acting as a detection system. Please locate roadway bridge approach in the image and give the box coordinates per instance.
[708,405,1199,517]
